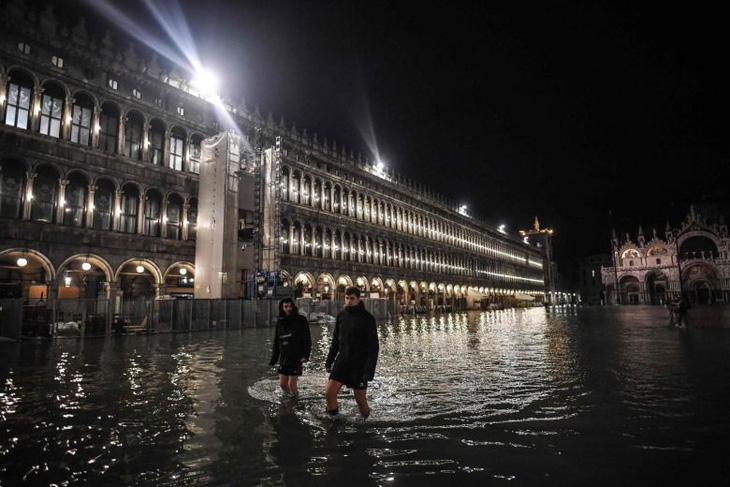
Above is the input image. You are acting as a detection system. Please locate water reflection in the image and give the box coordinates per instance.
[0,308,729,485]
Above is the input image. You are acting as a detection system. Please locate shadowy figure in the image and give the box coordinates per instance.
[269,298,312,397]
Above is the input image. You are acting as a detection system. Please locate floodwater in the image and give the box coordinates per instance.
[1,306,730,486]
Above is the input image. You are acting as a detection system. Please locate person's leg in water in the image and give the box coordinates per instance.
[279,374,290,394]
[354,388,371,418]
[287,375,299,396]
[325,379,343,415]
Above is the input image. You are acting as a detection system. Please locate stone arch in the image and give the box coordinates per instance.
[56,253,114,299]
[645,269,669,305]
[0,248,56,281]
[293,271,315,297]
[163,261,195,295]
[619,275,642,304]
[114,258,163,284]
[316,272,335,298]
[682,262,721,305]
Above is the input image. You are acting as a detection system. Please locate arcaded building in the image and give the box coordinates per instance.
[0,4,546,330]
[601,203,729,305]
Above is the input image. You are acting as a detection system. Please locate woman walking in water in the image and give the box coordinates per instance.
[269,298,312,397]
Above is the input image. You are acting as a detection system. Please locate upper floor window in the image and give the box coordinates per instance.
[4,78,32,130]
[132,88,142,99]
[155,97,164,108]
[39,83,64,139]
[51,55,64,68]
[99,103,119,153]
[656,258,661,265]
[629,260,634,267]
[17,43,31,55]
[148,120,165,165]
[169,128,185,171]
[190,135,202,174]
[124,112,144,160]
[176,106,185,117]
[107,78,118,90]
[70,94,93,146]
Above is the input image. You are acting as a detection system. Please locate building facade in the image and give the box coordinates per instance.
[0,3,546,328]
[601,204,730,305]
[577,254,611,305]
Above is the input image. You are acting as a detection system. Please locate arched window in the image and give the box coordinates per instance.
[167,194,183,239]
[70,93,93,146]
[343,232,351,261]
[315,226,323,258]
[39,82,64,138]
[303,224,313,256]
[4,72,33,129]
[302,175,312,205]
[342,189,349,216]
[92,179,114,231]
[145,190,162,236]
[187,198,198,240]
[31,166,59,222]
[124,112,143,160]
[99,102,119,153]
[314,178,322,208]
[325,228,332,259]
[120,184,139,233]
[333,185,341,212]
[169,127,185,171]
[292,222,302,255]
[323,181,332,211]
[190,135,203,174]
[334,230,342,260]
[0,159,25,218]
[148,119,165,165]
[291,171,301,204]
[63,173,87,227]
[281,167,290,201]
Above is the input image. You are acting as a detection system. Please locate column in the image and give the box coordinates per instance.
[91,106,101,148]
[160,197,168,238]
[86,184,97,228]
[62,95,73,140]
[112,188,123,231]
[184,136,192,172]
[55,178,69,224]
[31,84,42,132]
[181,203,189,240]
[0,72,7,118]
[141,121,150,161]
[117,115,125,155]
[289,225,295,255]
[137,193,146,234]
[163,129,171,169]
[23,171,36,220]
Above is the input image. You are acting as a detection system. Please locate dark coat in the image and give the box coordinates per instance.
[325,301,379,381]
[269,304,311,367]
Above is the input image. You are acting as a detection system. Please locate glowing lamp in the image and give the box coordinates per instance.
[179,268,187,275]
[82,262,92,271]
[17,257,28,267]
[136,265,145,273]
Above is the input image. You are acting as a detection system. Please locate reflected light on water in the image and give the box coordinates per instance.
[1,307,729,485]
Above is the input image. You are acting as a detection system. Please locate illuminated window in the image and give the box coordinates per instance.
[169,129,185,171]
[107,78,118,90]
[51,55,64,68]
[176,106,185,117]
[39,85,64,138]
[17,42,30,54]
[132,88,141,99]
[4,80,32,129]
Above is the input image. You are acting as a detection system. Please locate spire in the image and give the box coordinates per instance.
[533,216,540,231]
[637,225,645,246]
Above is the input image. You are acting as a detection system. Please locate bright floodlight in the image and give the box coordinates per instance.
[17,257,28,267]
[191,68,219,98]
[376,160,385,171]
[498,224,507,234]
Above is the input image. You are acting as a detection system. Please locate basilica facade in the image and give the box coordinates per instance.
[0,2,546,328]
[601,204,730,305]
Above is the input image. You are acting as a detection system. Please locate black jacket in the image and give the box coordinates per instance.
[269,308,312,367]
[325,301,379,381]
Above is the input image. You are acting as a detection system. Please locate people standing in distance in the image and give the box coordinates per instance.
[324,287,379,419]
[269,297,312,397]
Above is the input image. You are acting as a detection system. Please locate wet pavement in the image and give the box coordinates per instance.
[1,306,729,486]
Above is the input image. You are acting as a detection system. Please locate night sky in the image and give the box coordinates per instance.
[66,1,729,269]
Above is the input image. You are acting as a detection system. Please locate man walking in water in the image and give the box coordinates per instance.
[325,287,379,419]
